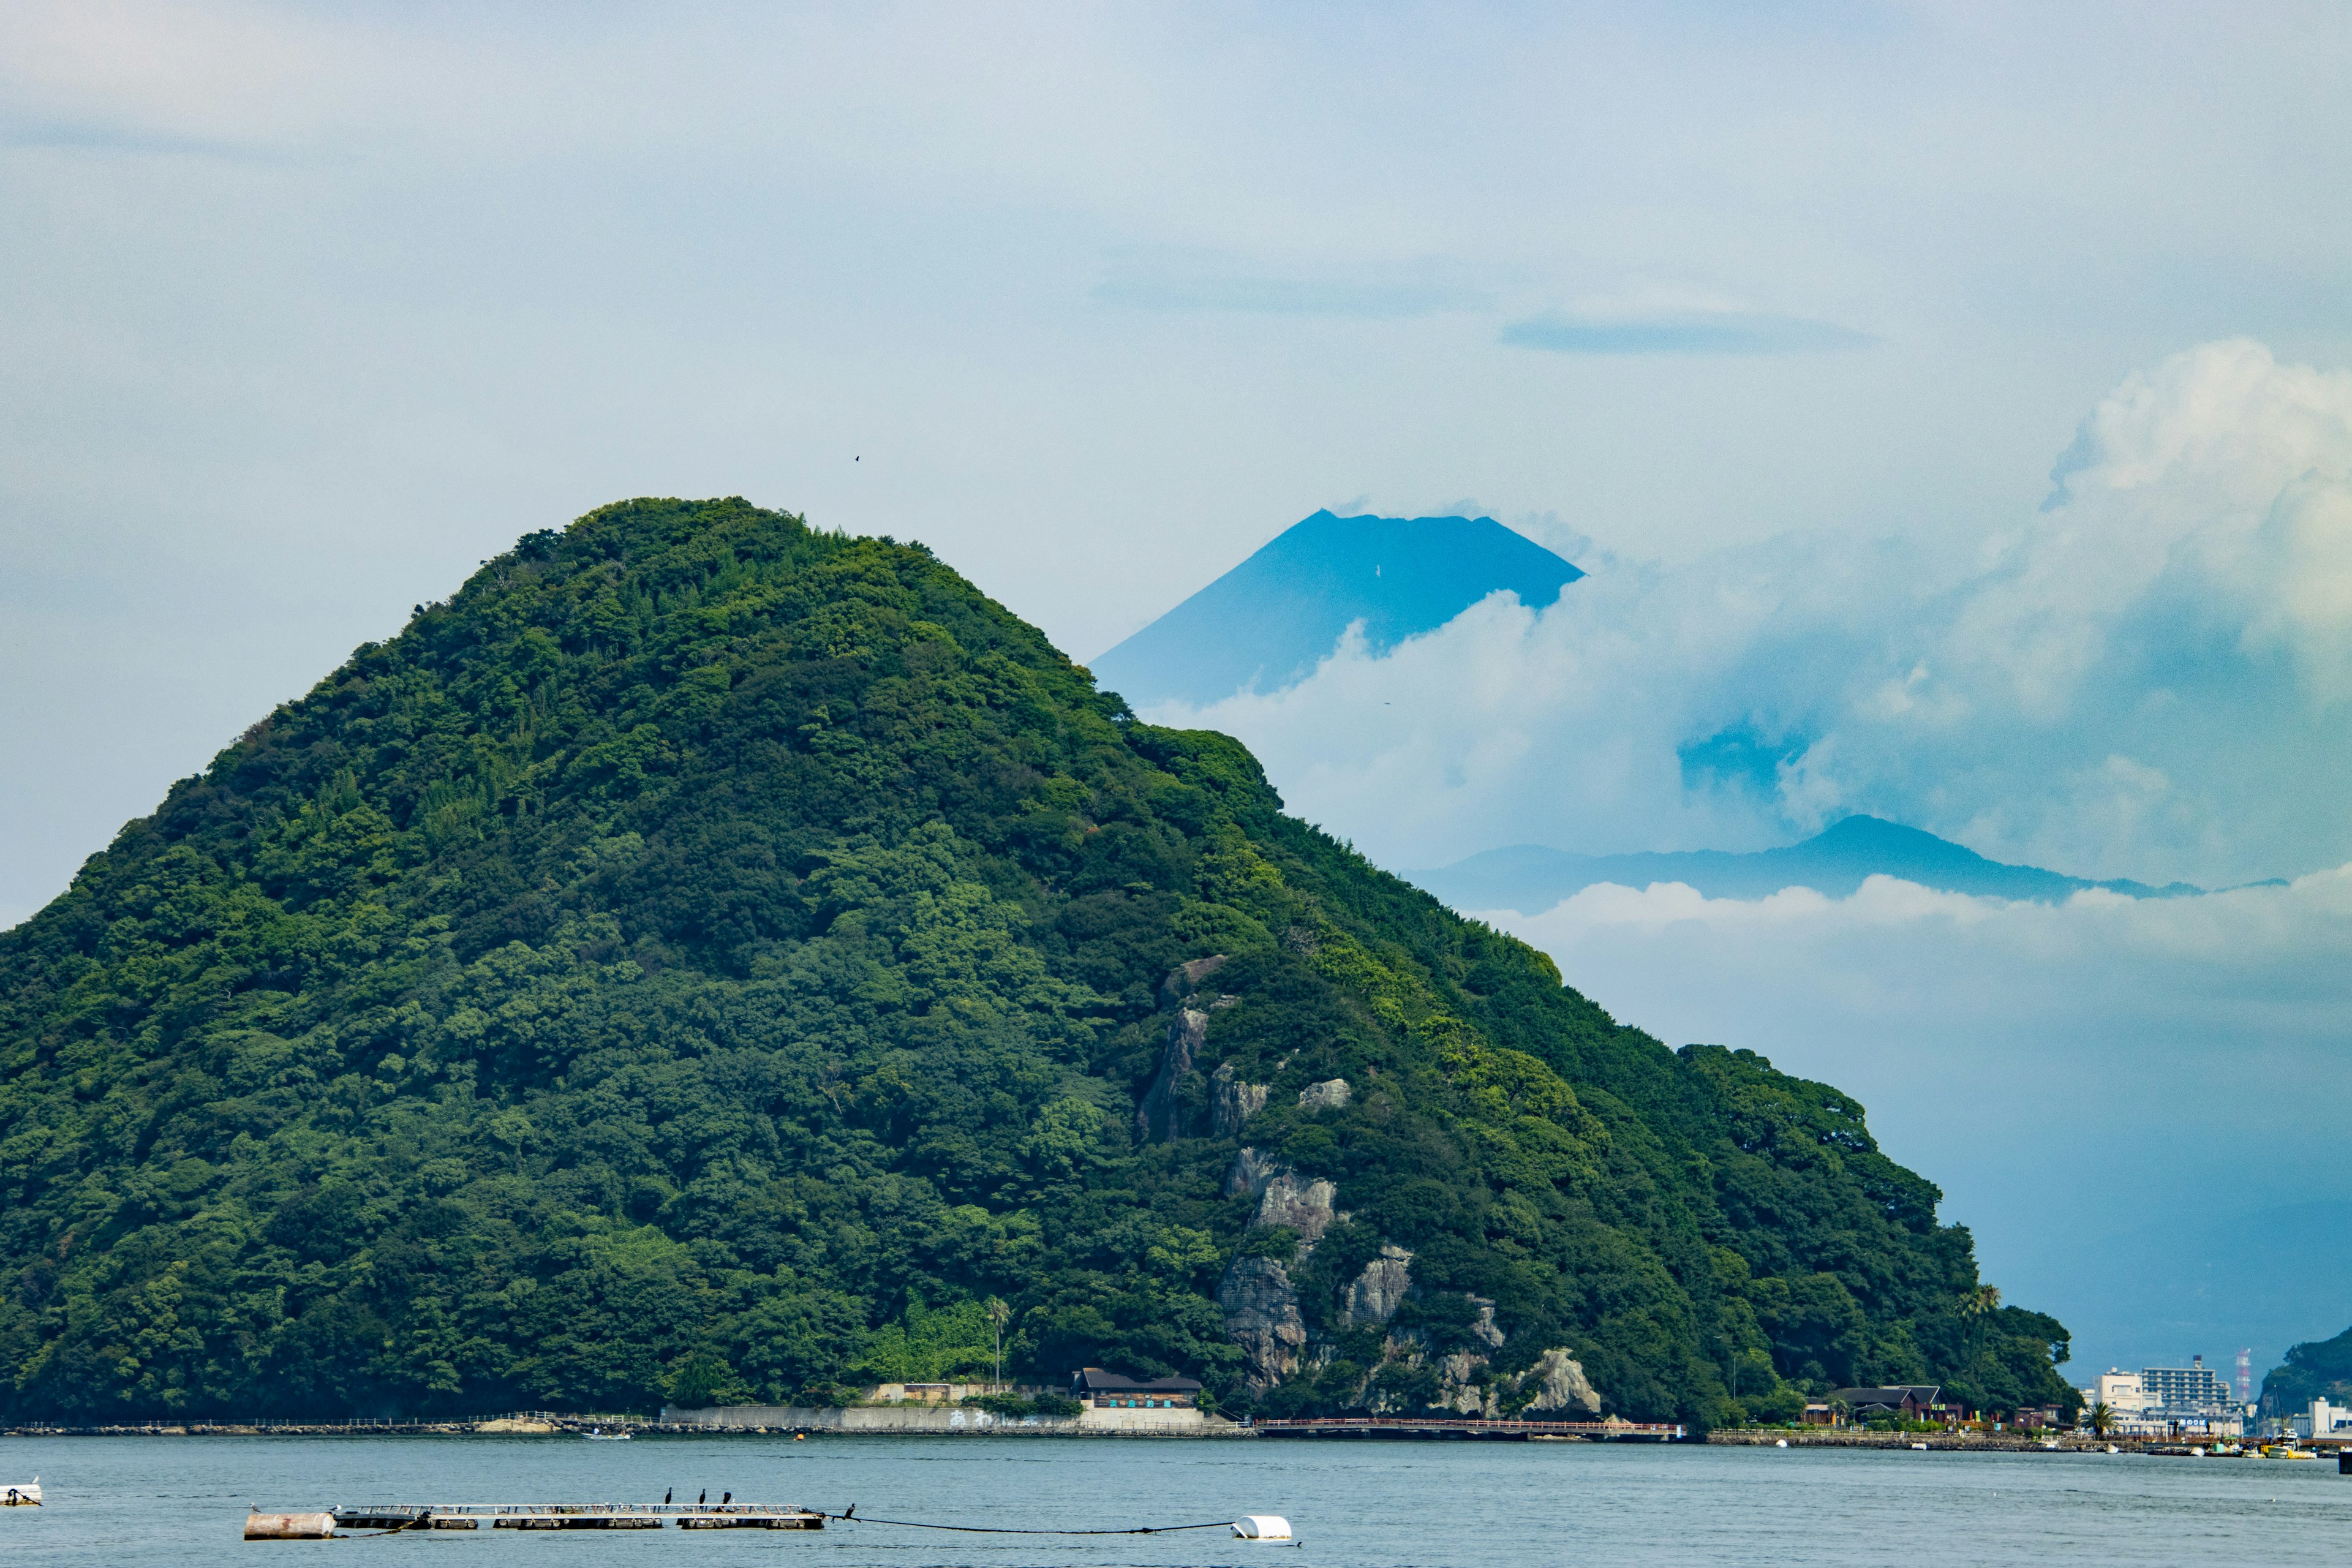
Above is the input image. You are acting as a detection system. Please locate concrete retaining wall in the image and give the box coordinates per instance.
[662,1403,1231,1436]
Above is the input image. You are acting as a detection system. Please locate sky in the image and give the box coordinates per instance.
[6,2,2351,1381]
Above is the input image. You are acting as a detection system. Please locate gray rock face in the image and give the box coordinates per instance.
[1438,1351,1493,1414]
[1226,1146,1283,1200]
[1216,1256,1306,1389]
[1342,1243,1414,1326]
[1256,1171,1342,1243]
[1521,1348,1602,1415]
[1210,1063,1269,1137]
[1163,954,1228,1002]
[1136,1007,1211,1142]
[1468,1296,1506,1349]
[1297,1077,1352,1112]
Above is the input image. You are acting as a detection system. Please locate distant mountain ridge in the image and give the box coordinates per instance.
[1415,816,2210,914]
[1091,510,1582,709]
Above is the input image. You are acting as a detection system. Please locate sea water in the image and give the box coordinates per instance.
[1,1434,2346,1565]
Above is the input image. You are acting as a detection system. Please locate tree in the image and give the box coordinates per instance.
[2089,1401,2114,1438]
[1959,1284,2002,1379]
[987,1298,1011,1387]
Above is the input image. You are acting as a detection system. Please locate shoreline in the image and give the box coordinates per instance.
[1707,1430,2346,1458]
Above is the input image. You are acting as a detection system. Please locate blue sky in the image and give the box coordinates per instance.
[4,0,2350,1376]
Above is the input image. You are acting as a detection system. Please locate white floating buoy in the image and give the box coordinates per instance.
[1910,1442,1929,1450]
[1775,1439,1788,1447]
[1233,1515,1293,1541]
[245,1511,337,1540]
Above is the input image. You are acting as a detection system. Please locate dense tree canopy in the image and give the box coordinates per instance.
[0,498,2073,1425]
[2260,1323,2352,1417]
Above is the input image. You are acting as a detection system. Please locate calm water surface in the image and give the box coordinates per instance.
[1,1434,2347,1565]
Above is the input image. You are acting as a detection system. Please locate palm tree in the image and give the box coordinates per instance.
[986,1297,1010,1387]
[1959,1285,2002,1383]
[2089,1401,2114,1438]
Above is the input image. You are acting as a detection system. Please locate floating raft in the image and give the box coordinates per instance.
[312,1502,824,1534]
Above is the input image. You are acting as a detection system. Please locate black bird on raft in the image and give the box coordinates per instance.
[699,1491,706,1506]
[723,1492,731,1505]
[664,1490,672,1506]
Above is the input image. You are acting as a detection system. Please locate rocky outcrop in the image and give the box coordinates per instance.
[1137,958,1242,1143]
[1468,1296,1505,1349]
[1520,1348,1602,1415]
[1216,1256,1306,1390]
[1210,1063,1268,1137]
[1255,1171,1342,1243]
[1162,953,1227,1002]
[1297,1077,1352,1112]
[1226,1146,1283,1199]
[1438,1352,1495,1414]
[1341,1244,1414,1326]
[1136,1005,1210,1142]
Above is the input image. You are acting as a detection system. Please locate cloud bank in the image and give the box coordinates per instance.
[1147,339,2352,890]
[1500,286,1871,355]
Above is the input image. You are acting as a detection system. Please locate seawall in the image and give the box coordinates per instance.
[660,1403,1237,1436]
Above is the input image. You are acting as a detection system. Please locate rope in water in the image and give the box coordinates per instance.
[825,1508,1237,1536]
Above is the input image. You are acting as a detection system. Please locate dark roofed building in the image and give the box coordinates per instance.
[1072,1368,1202,1409]
[1828,1385,1943,1420]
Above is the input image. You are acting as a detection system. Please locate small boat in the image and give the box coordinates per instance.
[581,1427,631,1441]
[2,1479,38,1507]
[2106,1445,2120,1454]
[1910,1442,1929,1451]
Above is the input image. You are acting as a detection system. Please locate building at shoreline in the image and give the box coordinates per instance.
[2081,1356,2244,1437]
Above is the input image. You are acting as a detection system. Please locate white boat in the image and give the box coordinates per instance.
[2,1478,37,1507]
[581,1427,631,1441]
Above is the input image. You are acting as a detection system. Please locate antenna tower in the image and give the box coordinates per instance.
[2235,1347,2252,1404]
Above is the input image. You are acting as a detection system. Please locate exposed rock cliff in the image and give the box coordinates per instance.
[1254,1171,1342,1243]
[1136,1006,1210,1142]
[1210,1062,1269,1137]
[1341,1244,1414,1326]
[1216,1257,1306,1389]
[1137,959,1238,1142]
[1297,1077,1352,1111]
[1162,952,1229,1000]
[1226,1145,1284,1199]
[1521,1348,1602,1415]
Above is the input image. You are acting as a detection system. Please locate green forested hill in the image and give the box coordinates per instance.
[0,498,2074,1426]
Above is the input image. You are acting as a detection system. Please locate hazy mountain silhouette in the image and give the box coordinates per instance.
[1416,815,2211,914]
[1090,510,1582,708]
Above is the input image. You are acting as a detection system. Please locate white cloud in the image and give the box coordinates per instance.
[1150,339,2352,888]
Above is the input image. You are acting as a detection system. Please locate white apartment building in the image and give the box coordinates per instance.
[2290,1397,2352,1439]
[2080,1362,2242,1437]
[2089,1370,2146,1413]
[2141,1356,2232,1415]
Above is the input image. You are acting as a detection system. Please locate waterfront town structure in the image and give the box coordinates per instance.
[1824,1386,1948,1422]
[1070,1367,1203,1409]
[2290,1396,2352,1440]
[2081,1355,2246,1437]
[2141,1356,2233,1414]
